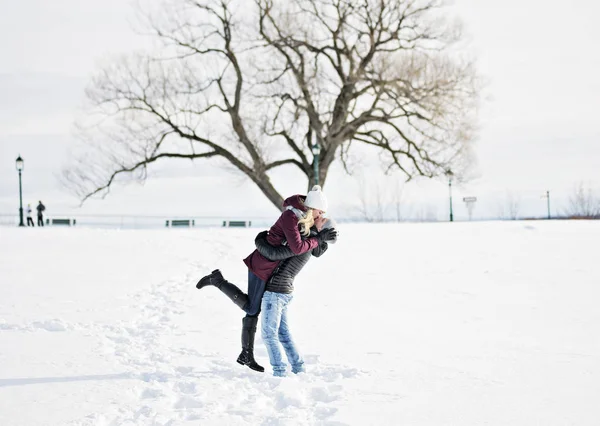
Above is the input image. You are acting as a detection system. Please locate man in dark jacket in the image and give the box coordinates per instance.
[254,219,337,376]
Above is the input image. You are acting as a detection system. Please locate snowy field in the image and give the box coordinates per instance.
[1,221,599,425]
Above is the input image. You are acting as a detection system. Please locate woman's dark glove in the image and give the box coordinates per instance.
[316,227,338,243]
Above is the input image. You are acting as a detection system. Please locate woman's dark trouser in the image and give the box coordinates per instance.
[244,270,266,318]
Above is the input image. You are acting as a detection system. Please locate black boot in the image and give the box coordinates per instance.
[237,316,264,372]
[196,269,248,310]
[196,269,225,289]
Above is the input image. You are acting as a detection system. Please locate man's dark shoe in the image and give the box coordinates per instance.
[196,269,224,289]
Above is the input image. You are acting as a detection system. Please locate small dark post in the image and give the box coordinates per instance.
[16,155,24,227]
[445,169,454,222]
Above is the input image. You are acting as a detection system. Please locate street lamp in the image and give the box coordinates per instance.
[15,155,24,227]
[543,190,551,219]
[445,169,454,222]
[312,141,321,186]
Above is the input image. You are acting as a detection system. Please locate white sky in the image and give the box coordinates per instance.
[1,0,599,220]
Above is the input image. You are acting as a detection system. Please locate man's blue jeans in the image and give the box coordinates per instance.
[261,291,305,376]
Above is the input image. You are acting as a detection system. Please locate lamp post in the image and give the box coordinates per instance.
[445,169,454,222]
[312,141,321,186]
[16,155,24,227]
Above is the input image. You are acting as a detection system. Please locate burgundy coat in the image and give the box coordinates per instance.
[243,194,319,281]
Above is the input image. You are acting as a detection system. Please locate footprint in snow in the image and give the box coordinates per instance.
[173,395,204,409]
[174,381,197,394]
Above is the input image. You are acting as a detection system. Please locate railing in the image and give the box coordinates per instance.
[0,214,275,229]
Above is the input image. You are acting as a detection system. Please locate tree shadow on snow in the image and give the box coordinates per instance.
[0,372,131,387]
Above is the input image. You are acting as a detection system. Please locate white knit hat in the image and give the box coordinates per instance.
[304,185,328,212]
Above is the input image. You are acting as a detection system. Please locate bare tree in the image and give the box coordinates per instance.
[565,182,600,218]
[354,174,374,222]
[393,179,405,222]
[353,173,390,222]
[415,203,437,222]
[505,191,521,220]
[63,0,480,211]
[494,191,521,220]
[353,173,408,222]
[373,184,388,222]
[495,201,506,220]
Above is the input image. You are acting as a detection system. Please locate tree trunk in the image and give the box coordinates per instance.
[250,172,285,212]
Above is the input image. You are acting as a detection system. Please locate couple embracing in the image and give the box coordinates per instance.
[196,185,338,377]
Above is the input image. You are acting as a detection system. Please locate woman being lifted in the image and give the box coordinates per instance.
[195,185,337,372]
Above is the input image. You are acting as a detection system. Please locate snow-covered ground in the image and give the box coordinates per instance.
[1,221,599,425]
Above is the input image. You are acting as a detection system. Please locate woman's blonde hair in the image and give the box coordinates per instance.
[297,209,315,237]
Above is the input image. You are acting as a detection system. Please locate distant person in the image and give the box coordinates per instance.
[26,204,34,226]
[36,201,46,227]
